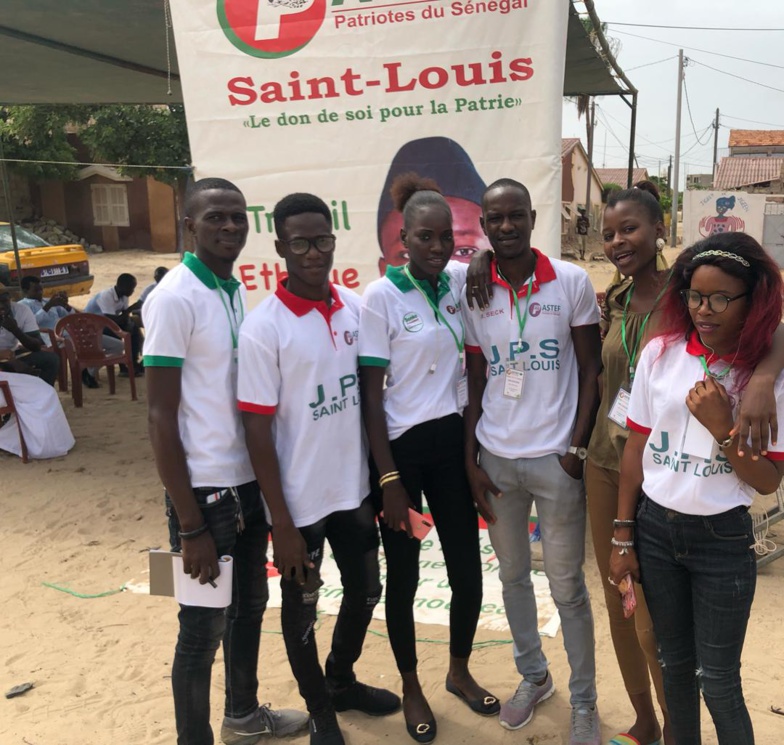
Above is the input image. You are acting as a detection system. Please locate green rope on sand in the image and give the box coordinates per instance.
[42,582,126,599]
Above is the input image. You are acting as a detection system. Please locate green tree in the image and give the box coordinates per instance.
[0,105,91,180]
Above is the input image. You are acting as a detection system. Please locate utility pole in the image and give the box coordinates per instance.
[712,108,720,187]
[670,50,684,249]
[582,98,596,261]
[667,155,672,194]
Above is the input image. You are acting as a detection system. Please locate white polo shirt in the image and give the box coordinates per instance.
[359,261,468,440]
[85,287,128,315]
[0,302,39,350]
[142,252,255,488]
[463,249,599,459]
[237,282,369,528]
[628,333,784,515]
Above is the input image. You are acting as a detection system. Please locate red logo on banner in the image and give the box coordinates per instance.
[218,0,327,58]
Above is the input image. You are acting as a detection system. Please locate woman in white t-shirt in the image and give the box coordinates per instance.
[611,232,784,745]
[359,174,497,744]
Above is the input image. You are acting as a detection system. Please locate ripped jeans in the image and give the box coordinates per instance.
[637,494,757,745]
[280,496,381,713]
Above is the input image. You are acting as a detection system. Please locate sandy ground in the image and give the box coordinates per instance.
[2,248,784,745]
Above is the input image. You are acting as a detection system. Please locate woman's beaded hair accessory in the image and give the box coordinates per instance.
[692,249,750,268]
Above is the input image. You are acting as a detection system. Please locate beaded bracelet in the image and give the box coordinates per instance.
[611,537,635,548]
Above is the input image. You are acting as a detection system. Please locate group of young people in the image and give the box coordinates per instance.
[145,175,783,745]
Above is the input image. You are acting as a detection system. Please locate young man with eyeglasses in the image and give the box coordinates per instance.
[238,193,400,745]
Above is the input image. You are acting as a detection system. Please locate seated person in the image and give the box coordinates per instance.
[19,276,125,389]
[85,273,143,376]
[0,369,75,459]
[139,266,168,305]
[0,283,60,386]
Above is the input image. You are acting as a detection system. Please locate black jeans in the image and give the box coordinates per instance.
[166,481,269,745]
[371,413,483,673]
[637,494,757,745]
[16,348,59,386]
[280,496,381,713]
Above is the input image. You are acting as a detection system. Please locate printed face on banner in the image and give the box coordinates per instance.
[170,0,569,305]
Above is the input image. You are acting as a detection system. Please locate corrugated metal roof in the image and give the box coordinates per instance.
[714,156,784,190]
[561,138,581,157]
[595,168,649,187]
[728,129,784,148]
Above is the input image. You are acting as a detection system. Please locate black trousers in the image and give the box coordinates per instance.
[16,349,60,386]
[371,413,483,673]
[280,497,381,713]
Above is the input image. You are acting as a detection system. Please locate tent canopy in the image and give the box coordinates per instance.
[0,1,629,105]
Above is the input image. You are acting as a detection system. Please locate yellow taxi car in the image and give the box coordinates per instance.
[0,222,94,297]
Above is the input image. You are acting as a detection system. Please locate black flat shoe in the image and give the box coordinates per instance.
[445,680,500,716]
[405,718,436,744]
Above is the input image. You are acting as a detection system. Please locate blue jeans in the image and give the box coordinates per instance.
[480,449,597,706]
[280,497,381,713]
[166,482,269,745]
[637,494,756,745]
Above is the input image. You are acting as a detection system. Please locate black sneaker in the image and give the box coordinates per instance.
[309,709,345,745]
[330,681,401,717]
[81,370,99,389]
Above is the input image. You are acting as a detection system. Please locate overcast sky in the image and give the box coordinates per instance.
[561,0,784,185]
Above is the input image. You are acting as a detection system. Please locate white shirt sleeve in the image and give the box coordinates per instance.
[142,290,193,366]
[13,303,39,334]
[570,269,601,327]
[627,341,657,432]
[446,260,469,293]
[462,286,481,350]
[237,317,281,414]
[358,287,391,367]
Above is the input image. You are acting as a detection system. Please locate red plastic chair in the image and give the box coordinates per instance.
[0,380,29,462]
[55,313,137,408]
[41,327,68,392]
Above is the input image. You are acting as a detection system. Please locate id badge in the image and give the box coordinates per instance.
[456,375,468,409]
[608,386,631,429]
[503,368,525,399]
[233,347,239,364]
[681,413,716,460]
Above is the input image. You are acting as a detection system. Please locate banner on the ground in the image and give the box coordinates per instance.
[169,0,569,303]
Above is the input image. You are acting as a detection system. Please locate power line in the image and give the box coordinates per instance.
[625,55,678,72]
[722,113,784,128]
[612,29,784,70]
[605,21,784,32]
[682,75,712,145]
[689,59,784,95]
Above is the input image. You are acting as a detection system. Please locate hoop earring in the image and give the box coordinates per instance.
[655,238,666,251]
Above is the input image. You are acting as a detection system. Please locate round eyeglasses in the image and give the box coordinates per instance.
[282,235,336,255]
[680,289,748,313]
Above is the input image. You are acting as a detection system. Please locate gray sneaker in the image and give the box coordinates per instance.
[498,672,555,730]
[221,704,310,744]
[569,705,601,745]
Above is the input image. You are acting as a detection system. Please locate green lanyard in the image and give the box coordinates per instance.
[699,355,732,381]
[212,273,245,350]
[497,268,534,347]
[621,278,669,384]
[403,264,465,365]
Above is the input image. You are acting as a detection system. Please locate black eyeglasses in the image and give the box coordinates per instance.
[681,289,748,313]
[281,235,336,255]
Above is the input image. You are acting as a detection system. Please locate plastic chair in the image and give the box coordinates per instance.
[0,380,29,462]
[55,313,137,408]
[41,328,68,392]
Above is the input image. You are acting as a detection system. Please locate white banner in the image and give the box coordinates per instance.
[169,0,569,303]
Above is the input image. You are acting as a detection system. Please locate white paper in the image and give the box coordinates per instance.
[681,414,716,460]
[172,554,233,608]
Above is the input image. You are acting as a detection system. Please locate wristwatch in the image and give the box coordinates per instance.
[568,446,588,461]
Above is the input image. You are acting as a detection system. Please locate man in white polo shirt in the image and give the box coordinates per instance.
[462,179,603,745]
[144,178,308,745]
[85,273,143,374]
[239,193,400,745]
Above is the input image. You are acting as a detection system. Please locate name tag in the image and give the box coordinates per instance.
[503,368,525,399]
[608,386,631,429]
[457,375,468,409]
[681,414,716,460]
